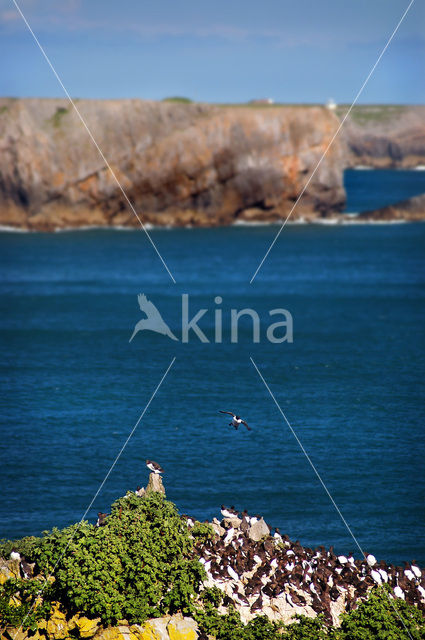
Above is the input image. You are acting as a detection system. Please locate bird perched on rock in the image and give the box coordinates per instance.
[146,459,164,474]
[219,411,251,431]
[221,505,239,519]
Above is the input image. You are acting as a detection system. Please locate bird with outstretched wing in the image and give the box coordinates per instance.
[219,410,251,431]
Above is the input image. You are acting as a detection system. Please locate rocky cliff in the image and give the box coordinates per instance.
[1,99,424,231]
[0,98,345,230]
[339,105,425,168]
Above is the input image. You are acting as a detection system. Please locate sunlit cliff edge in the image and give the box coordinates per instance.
[0,98,424,231]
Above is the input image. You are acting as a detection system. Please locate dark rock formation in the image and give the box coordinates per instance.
[358,192,425,222]
[0,98,345,230]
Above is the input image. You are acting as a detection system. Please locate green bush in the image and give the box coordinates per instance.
[30,492,205,625]
[195,603,284,640]
[336,585,425,640]
[0,535,41,561]
[191,520,215,544]
[0,578,52,631]
[195,591,284,640]
[281,614,329,640]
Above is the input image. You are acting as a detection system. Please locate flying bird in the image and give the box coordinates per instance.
[146,459,164,474]
[129,294,178,342]
[219,410,251,431]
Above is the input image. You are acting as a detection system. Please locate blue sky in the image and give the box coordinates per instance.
[1,0,424,103]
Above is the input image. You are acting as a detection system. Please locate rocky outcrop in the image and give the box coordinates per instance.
[0,98,346,230]
[146,473,165,495]
[357,192,425,222]
[247,517,270,542]
[340,105,425,169]
[1,609,199,640]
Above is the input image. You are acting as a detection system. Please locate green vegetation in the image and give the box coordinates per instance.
[280,614,329,639]
[195,592,425,640]
[335,104,407,125]
[0,105,9,115]
[336,585,425,640]
[1,494,424,638]
[49,106,69,128]
[195,590,285,640]
[0,492,208,628]
[0,536,41,560]
[0,578,52,631]
[162,96,193,103]
[32,492,206,625]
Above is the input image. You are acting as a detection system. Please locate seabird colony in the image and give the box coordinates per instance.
[183,506,425,626]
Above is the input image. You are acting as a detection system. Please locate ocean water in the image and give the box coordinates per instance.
[1,180,425,567]
[344,168,425,213]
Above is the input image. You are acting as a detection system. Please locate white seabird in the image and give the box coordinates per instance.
[221,505,238,519]
[227,566,239,581]
[366,554,377,567]
[146,459,164,474]
[411,565,421,579]
[394,585,405,600]
[219,411,252,431]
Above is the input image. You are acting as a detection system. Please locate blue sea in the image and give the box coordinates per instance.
[1,170,424,567]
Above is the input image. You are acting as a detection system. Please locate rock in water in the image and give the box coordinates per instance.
[146,472,165,495]
[248,517,270,542]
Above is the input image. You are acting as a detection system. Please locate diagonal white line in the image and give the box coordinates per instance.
[13,356,176,639]
[250,356,366,557]
[11,0,176,284]
[250,0,416,284]
[250,356,414,640]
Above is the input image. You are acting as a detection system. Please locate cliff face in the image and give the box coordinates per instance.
[1,100,424,230]
[0,98,345,230]
[340,105,425,168]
